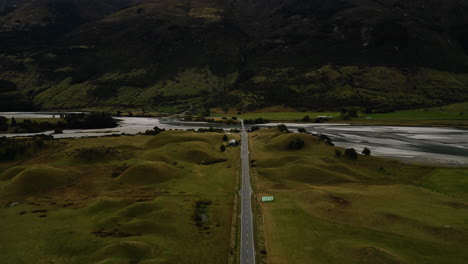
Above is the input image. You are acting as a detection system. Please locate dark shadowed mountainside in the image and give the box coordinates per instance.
[0,0,467,112]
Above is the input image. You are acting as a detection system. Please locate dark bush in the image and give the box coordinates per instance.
[277,124,290,133]
[298,128,307,133]
[345,148,358,160]
[144,126,165,135]
[301,115,311,122]
[223,134,228,141]
[362,147,371,156]
[250,126,260,132]
[319,134,334,146]
[220,145,226,152]
[64,112,118,129]
[0,116,8,131]
[335,150,342,157]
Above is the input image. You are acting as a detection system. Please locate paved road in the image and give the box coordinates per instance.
[240,120,256,264]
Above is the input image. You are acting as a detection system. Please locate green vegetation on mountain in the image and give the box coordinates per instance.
[1,0,468,113]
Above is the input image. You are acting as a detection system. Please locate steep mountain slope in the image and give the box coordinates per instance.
[0,0,467,112]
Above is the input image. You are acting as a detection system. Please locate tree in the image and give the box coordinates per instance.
[250,126,260,132]
[220,145,226,152]
[349,109,358,118]
[222,134,228,141]
[11,117,17,127]
[345,148,358,160]
[0,116,8,131]
[298,128,307,133]
[222,105,229,114]
[116,110,122,117]
[301,115,311,122]
[362,147,371,156]
[277,124,290,133]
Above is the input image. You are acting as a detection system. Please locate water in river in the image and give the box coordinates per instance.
[1,112,467,166]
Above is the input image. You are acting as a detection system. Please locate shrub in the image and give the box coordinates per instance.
[223,134,228,141]
[250,126,260,132]
[319,134,334,146]
[277,124,290,133]
[144,126,165,135]
[362,147,371,156]
[10,117,17,127]
[297,128,307,133]
[335,150,342,157]
[345,148,358,160]
[220,145,226,152]
[301,115,311,122]
[0,116,8,131]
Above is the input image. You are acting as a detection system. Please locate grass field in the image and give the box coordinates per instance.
[250,128,468,264]
[0,131,240,264]
[211,102,468,123]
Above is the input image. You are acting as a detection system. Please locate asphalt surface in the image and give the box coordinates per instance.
[240,120,256,264]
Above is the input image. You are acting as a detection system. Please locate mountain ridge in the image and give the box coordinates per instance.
[0,0,467,112]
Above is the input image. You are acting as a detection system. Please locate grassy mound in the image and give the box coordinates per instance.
[263,132,321,151]
[262,164,357,185]
[70,147,120,163]
[90,241,152,264]
[141,150,173,163]
[3,166,77,195]
[144,139,222,165]
[116,161,177,185]
[0,166,25,181]
[351,246,402,264]
[94,202,172,236]
[180,148,220,164]
[145,131,219,148]
[257,156,312,168]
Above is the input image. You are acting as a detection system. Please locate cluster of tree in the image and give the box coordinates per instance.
[340,109,359,120]
[144,126,165,136]
[64,113,118,129]
[0,116,8,131]
[300,116,329,123]
[335,147,371,160]
[244,118,269,124]
[319,134,334,146]
[250,126,260,132]
[0,135,53,161]
[196,127,225,133]
[277,124,290,133]
[1,113,118,134]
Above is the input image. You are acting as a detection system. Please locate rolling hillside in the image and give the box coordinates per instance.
[0,0,467,112]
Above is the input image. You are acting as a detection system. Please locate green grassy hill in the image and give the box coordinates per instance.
[251,128,468,264]
[0,131,241,263]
